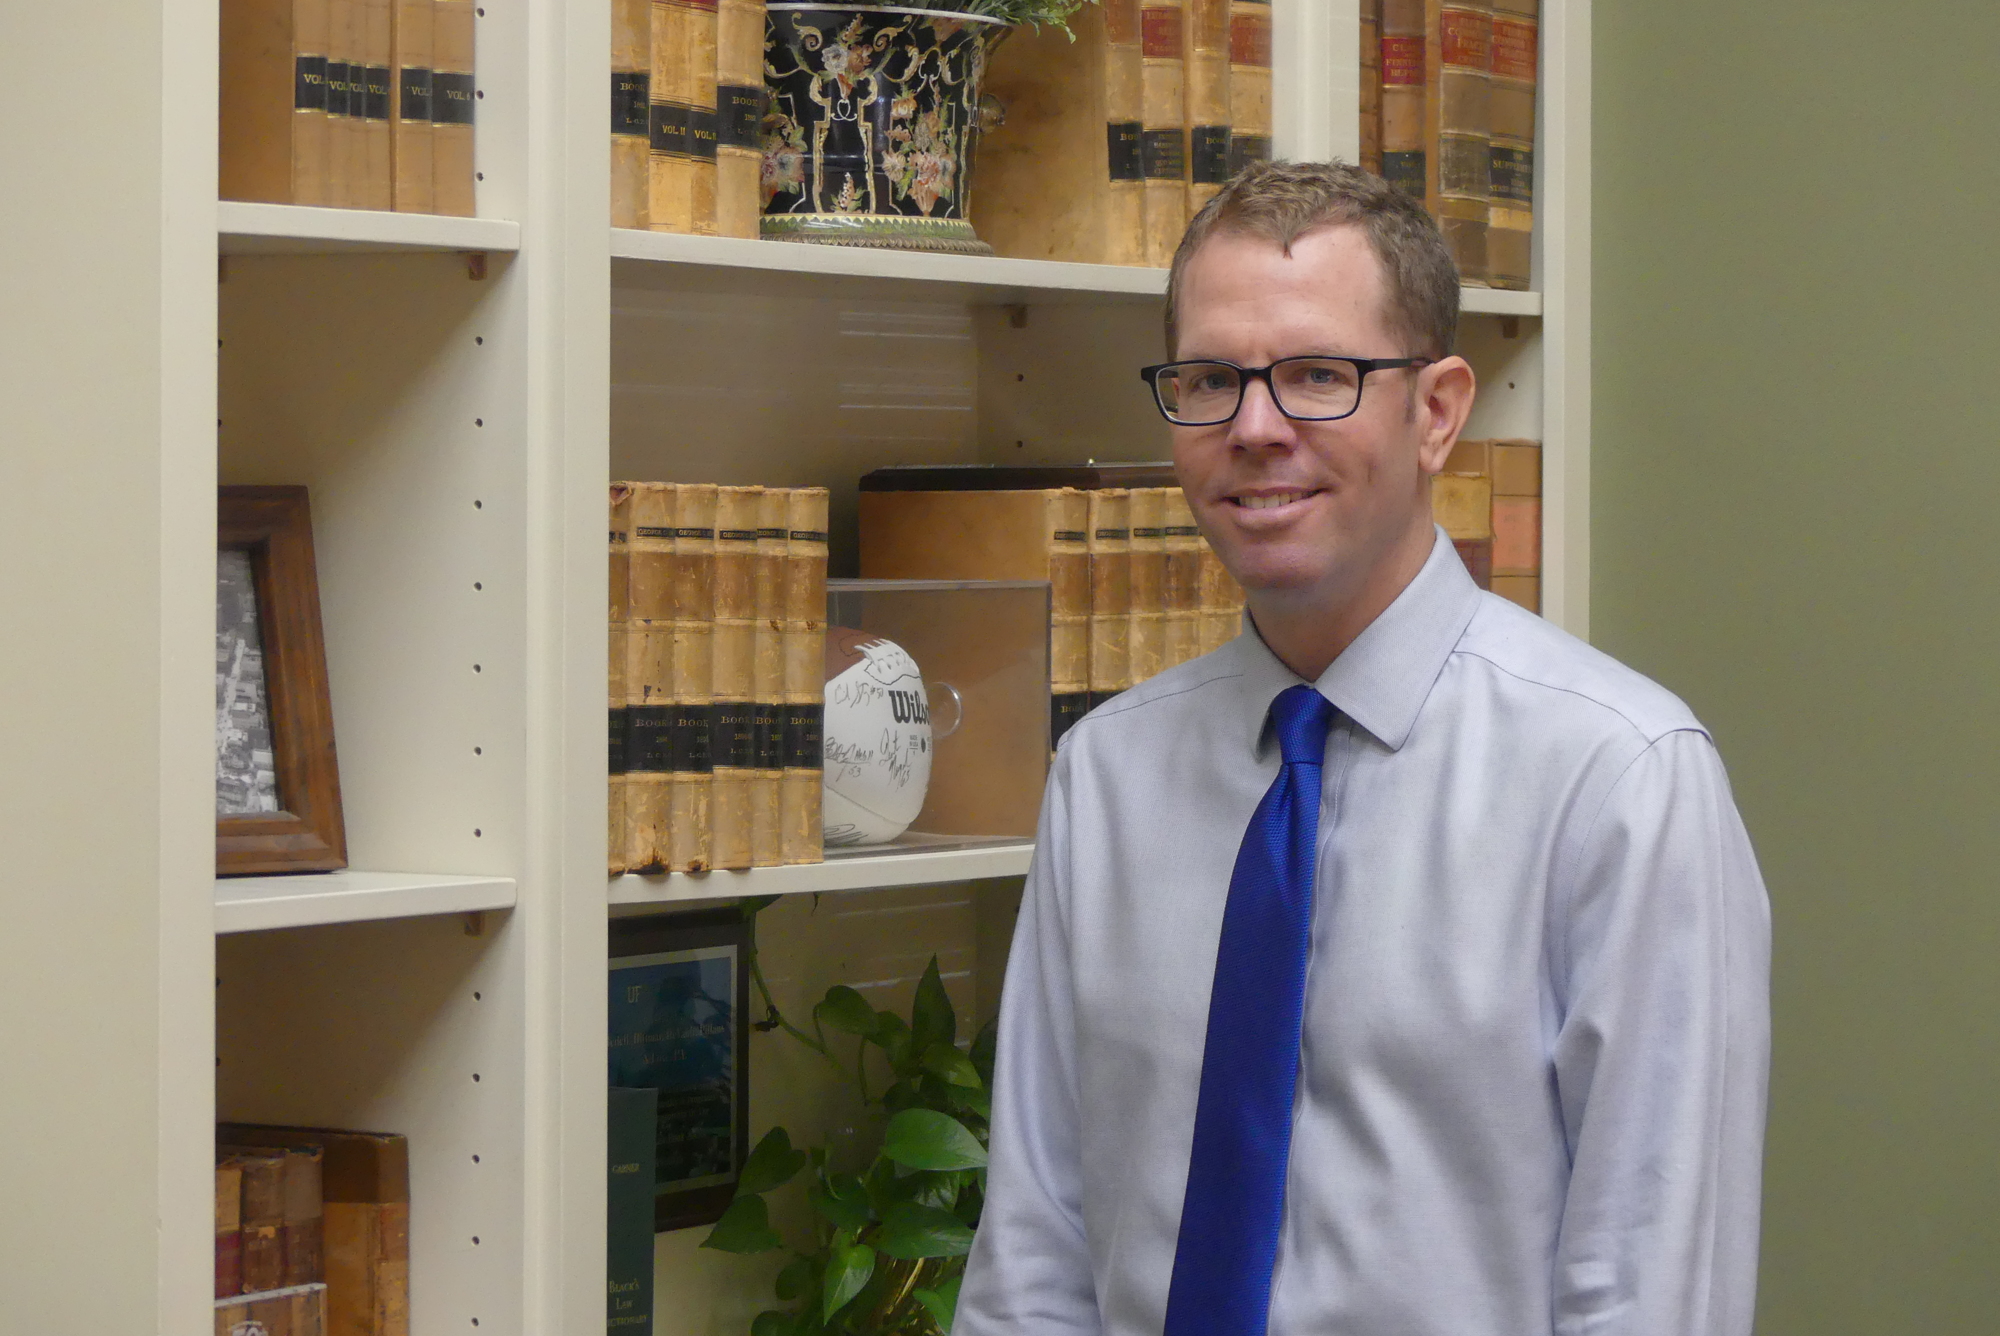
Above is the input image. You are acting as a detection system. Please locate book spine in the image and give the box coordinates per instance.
[608,484,634,876]
[1359,0,1383,175]
[279,1147,325,1287]
[325,1202,410,1336]
[1049,489,1092,747]
[606,1089,658,1334]
[781,489,829,865]
[1487,0,1536,290]
[361,0,394,210]
[1426,0,1492,283]
[713,0,766,239]
[1139,0,1188,267]
[624,483,675,876]
[670,483,717,874]
[431,0,476,216]
[219,0,327,205]
[1128,487,1167,683]
[392,0,434,212]
[1195,531,1228,654]
[216,1159,245,1299]
[687,0,720,235]
[1185,0,1231,215]
[325,0,359,207]
[648,0,690,232]
[295,0,332,205]
[1087,489,1131,705]
[751,489,789,865]
[1454,536,1493,588]
[1162,488,1202,669]
[1380,0,1424,198]
[1489,436,1540,609]
[710,486,759,870]
[1225,0,1271,176]
[237,1152,288,1294]
[1434,433,1493,589]
[1104,0,1146,266]
[611,0,653,229]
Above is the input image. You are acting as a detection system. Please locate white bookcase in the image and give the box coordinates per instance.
[0,0,1587,1330]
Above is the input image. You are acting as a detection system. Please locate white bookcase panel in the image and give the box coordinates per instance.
[219,202,523,256]
[216,871,519,934]
[609,839,1033,906]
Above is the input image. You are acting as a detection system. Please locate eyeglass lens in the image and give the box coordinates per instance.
[1155,359,1365,423]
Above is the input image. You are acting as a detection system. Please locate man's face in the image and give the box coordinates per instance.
[1170,225,1447,610]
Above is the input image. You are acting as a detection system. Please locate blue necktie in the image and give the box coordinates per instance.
[1164,683,1337,1336]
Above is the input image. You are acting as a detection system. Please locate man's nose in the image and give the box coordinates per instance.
[1228,375,1295,449]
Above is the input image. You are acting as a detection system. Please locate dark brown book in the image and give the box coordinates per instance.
[431,0,476,215]
[391,0,434,212]
[216,1158,245,1299]
[1487,0,1536,289]
[227,1149,288,1294]
[1225,0,1272,175]
[220,0,332,206]
[1380,0,1424,199]
[1425,0,1492,283]
[780,489,829,864]
[1140,0,1189,266]
[611,0,651,228]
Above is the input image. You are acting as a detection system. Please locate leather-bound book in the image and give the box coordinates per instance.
[1425,0,1492,283]
[1185,0,1231,215]
[687,0,720,234]
[750,489,789,865]
[1127,487,1167,683]
[215,1285,327,1336]
[391,0,434,211]
[649,0,691,232]
[1162,488,1202,667]
[608,484,634,876]
[431,0,476,215]
[231,1148,289,1294]
[1490,436,1540,610]
[709,487,760,870]
[1432,438,1494,543]
[219,0,331,205]
[1195,531,1243,654]
[669,484,717,874]
[1087,489,1132,705]
[1224,0,1271,176]
[780,489,830,865]
[359,0,394,209]
[327,0,361,207]
[1487,0,1536,289]
[1379,0,1424,199]
[966,0,1144,266]
[1139,0,1189,266]
[1359,0,1383,175]
[1047,491,1092,746]
[611,0,651,228]
[713,0,765,238]
[216,1158,245,1299]
[624,483,675,875]
[1454,537,1493,587]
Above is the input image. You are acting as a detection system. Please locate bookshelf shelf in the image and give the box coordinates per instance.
[218,202,523,256]
[607,839,1035,907]
[214,870,520,935]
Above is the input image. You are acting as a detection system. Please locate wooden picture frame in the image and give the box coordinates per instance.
[216,485,347,875]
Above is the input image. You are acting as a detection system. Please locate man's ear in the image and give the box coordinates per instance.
[1415,356,1478,476]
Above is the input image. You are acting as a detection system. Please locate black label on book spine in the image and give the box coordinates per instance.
[400,67,434,121]
[755,527,787,540]
[1141,128,1186,180]
[364,66,392,121]
[651,100,690,156]
[433,71,477,126]
[1053,529,1087,543]
[1163,526,1200,537]
[1132,527,1165,539]
[609,707,629,776]
[1228,133,1274,177]
[783,704,824,769]
[711,702,755,771]
[670,704,713,773]
[1380,149,1424,200]
[1051,693,1089,747]
[716,530,757,543]
[687,107,719,161]
[1095,527,1130,541]
[1191,125,1231,184]
[325,62,353,118]
[1087,688,1124,712]
[295,55,328,112]
[671,526,716,540]
[752,704,783,770]
[716,84,764,149]
[788,530,828,543]
[613,71,651,137]
[1489,145,1533,205]
[1107,121,1142,181]
[626,705,672,772]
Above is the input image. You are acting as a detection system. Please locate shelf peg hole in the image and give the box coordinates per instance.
[472,1236,481,1245]
[474,499,483,509]
[473,663,482,672]
[472,1072,481,1082]
[474,990,482,1000]
[475,335,484,345]
[474,746,483,755]
[474,581,483,591]
[472,1153,481,1163]
[475,87,484,97]
[474,417,484,427]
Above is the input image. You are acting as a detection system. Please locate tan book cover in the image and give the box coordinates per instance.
[1425,0,1492,283]
[1492,575,1538,611]
[709,487,760,870]
[687,0,720,235]
[1162,488,1202,668]
[611,0,651,228]
[1491,437,1541,496]
[608,484,634,875]
[1360,0,1383,175]
[216,1159,245,1299]
[1380,0,1423,199]
[1492,497,1539,577]
[276,1145,326,1286]
[968,0,1144,266]
[714,0,765,238]
[1487,0,1536,288]
[1048,489,1092,744]
[1225,0,1272,176]
[649,0,692,232]
[392,0,434,212]
[781,489,829,865]
[1442,433,1491,477]
[220,0,331,206]
[230,1148,288,1294]
[1140,0,1189,266]
[1432,473,1493,539]
[359,0,394,209]
[750,488,789,865]
[1185,0,1231,214]
[624,482,675,875]
[326,0,360,207]
[431,0,476,216]
[1087,489,1132,701]
[1196,532,1243,654]
[670,484,718,874]
[1127,487,1167,682]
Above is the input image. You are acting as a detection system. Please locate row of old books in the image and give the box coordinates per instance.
[1434,436,1541,609]
[609,483,830,875]
[610,0,766,236]
[857,465,1246,746]
[221,0,477,214]
[973,0,1275,268]
[1364,0,1539,290]
[215,1125,410,1336]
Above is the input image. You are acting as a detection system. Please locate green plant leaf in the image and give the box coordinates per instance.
[881,1075,923,1114]
[882,1108,989,1171]
[820,1241,876,1323]
[912,1170,962,1210]
[920,1042,982,1088]
[875,1202,977,1260]
[911,957,957,1052]
[808,1173,874,1231]
[949,1084,992,1121]
[912,1272,964,1332]
[738,1126,810,1197]
[815,986,879,1038]
[751,1311,795,1336]
[873,1011,914,1069]
[701,1194,783,1254]
[969,1018,998,1088]
[774,1255,817,1302]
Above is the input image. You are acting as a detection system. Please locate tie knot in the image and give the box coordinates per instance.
[1270,684,1336,767]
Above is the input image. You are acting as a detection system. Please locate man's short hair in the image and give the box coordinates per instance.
[1165,160,1461,363]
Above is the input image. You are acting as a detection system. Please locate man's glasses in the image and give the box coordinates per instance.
[1138,356,1431,426]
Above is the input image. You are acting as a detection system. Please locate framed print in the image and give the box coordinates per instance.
[216,485,346,875]
[608,907,753,1232]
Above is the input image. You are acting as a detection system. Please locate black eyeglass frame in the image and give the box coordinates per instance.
[1137,356,1433,426]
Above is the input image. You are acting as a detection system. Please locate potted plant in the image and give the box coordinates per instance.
[760,0,1097,253]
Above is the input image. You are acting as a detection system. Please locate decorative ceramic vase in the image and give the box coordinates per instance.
[760,4,1008,254]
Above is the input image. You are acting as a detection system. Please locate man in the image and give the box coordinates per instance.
[956,161,1770,1336]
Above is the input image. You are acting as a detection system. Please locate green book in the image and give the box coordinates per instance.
[608,1087,658,1333]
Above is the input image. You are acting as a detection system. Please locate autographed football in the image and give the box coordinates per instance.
[821,628,934,846]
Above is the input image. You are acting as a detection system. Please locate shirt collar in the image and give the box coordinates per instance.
[1229,527,1482,754]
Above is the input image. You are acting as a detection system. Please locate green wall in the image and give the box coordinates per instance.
[1592,3,2000,1330]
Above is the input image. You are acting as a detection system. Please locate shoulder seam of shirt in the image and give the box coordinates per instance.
[1449,644,1711,746]
[1066,667,1246,735]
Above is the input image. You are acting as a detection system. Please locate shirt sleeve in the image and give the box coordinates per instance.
[1550,728,1772,1336]
[955,756,1104,1335]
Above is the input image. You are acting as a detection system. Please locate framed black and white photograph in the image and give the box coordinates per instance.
[216,485,346,875]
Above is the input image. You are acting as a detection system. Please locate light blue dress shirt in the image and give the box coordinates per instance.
[958,530,1771,1336]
